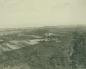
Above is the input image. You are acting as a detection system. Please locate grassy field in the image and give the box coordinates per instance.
[0,26,86,69]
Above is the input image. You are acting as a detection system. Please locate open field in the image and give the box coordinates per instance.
[0,26,86,69]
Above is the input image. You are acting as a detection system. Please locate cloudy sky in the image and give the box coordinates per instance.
[0,0,86,28]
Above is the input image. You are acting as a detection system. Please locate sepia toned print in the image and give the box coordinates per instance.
[0,0,86,69]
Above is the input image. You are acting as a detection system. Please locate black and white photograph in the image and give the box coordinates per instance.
[0,0,86,69]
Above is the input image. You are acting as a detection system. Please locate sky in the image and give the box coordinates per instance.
[0,0,86,28]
